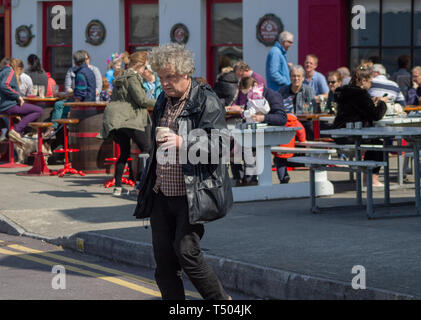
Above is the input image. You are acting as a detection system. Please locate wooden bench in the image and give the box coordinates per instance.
[289,156,387,218]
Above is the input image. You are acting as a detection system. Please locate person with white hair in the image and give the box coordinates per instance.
[133,43,233,300]
[369,63,406,107]
[265,30,294,91]
[406,66,421,105]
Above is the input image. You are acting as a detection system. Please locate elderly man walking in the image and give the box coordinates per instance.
[266,31,294,91]
[134,43,233,300]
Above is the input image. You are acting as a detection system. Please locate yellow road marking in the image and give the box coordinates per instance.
[0,247,161,297]
[0,240,201,299]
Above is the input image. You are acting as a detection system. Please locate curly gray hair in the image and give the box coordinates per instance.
[148,43,195,76]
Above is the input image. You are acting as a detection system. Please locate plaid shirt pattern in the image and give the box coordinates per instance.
[153,82,191,196]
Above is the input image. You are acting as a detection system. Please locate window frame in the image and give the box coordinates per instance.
[124,0,159,54]
[348,0,420,69]
[206,0,243,86]
[0,0,11,58]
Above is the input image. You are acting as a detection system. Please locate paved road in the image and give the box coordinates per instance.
[0,234,251,300]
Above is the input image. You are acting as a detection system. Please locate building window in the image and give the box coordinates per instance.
[207,0,242,85]
[43,1,72,87]
[0,4,5,59]
[349,0,421,74]
[125,0,159,53]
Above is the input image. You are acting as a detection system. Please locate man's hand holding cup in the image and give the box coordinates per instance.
[156,127,183,151]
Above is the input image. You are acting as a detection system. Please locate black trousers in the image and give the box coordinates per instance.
[112,127,151,187]
[150,190,229,300]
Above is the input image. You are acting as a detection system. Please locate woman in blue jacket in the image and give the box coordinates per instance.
[0,57,42,148]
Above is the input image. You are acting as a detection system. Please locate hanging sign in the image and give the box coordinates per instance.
[15,25,34,47]
[170,23,189,45]
[85,20,106,46]
[256,14,284,47]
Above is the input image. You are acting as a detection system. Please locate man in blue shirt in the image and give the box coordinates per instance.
[265,31,294,91]
[303,54,329,105]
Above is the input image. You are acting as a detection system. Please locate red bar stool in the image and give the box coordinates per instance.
[104,142,134,188]
[50,119,85,177]
[0,114,28,168]
[16,122,53,176]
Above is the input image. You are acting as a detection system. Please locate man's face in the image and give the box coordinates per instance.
[157,66,190,97]
[413,69,421,86]
[290,70,304,87]
[282,38,294,51]
[304,57,317,74]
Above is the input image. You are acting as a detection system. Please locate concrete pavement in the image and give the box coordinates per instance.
[1,162,421,300]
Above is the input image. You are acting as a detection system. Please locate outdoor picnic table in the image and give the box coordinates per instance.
[374,115,421,127]
[24,96,63,122]
[321,126,421,216]
[229,125,303,202]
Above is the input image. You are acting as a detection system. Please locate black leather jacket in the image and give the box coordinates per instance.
[133,79,233,224]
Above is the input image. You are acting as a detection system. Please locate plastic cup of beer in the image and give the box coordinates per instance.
[30,85,38,96]
[38,85,45,98]
[156,127,171,145]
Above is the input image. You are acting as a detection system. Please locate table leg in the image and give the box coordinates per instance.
[413,141,421,215]
[398,139,404,186]
[257,145,273,187]
[355,138,362,206]
[384,139,390,205]
[313,119,320,140]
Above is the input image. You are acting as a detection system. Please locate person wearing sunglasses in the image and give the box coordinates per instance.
[325,71,343,114]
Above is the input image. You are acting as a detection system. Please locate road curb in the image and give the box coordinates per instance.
[0,216,415,300]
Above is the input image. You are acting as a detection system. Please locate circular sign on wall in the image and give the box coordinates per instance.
[15,25,34,47]
[170,23,189,45]
[85,20,106,46]
[256,14,284,47]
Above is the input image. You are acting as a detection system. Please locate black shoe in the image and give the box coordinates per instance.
[280,175,290,184]
[242,175,258,186]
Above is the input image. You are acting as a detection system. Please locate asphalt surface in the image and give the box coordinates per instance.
[1,159,421,300]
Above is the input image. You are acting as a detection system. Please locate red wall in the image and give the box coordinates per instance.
[299,0,348,76]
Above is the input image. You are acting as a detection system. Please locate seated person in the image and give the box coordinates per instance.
[333,65,387,187]
[369,64,406,109]
[303,54,329,104]
[325,71,342,114]
[272,113,306,184]
[279,65,317,140]
[0,57,42,149]
[44,50,97,139]
[213,67,238,107]
[25,54,48,90]
[227,77,287,185]
[406,66,421,105]
[100,76,111,102]
[391,55,412,97]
